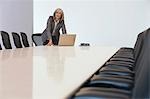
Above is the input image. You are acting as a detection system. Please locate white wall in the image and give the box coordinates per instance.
[34,0,150,47]
[0,0,33,49]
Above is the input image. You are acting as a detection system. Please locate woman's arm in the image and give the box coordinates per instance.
[62,21,67,34]
[46,16,53,40]
[46,16,53,46]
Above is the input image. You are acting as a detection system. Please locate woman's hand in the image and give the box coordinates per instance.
[47,39,53,46]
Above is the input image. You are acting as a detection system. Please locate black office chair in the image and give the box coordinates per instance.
[12,32,23,48]
[0,44,2,50]
[32,34,43,46]
[0,31,12,49]
[20,32,30,47]
[131,29,149,99]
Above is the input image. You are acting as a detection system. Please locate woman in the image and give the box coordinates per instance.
[42,8,67,46]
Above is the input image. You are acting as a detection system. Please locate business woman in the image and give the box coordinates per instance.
[42,8,67,46]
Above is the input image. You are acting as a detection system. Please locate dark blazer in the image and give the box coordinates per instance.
[41,16,67,44]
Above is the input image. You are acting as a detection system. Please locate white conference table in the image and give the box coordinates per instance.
[0,46,118,99]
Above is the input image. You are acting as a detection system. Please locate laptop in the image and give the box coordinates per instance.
[58,34,76,46]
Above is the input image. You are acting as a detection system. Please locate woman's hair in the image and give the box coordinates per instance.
[53,8,64,21]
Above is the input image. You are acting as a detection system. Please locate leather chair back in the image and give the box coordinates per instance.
[132,29,150,99]
[12,32,23,48]
[20,32,30,47]
[0,31,12,49]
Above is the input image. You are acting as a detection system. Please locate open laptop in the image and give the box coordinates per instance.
[58,34,76,46]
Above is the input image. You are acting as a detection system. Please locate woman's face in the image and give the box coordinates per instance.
[55,10,62,20]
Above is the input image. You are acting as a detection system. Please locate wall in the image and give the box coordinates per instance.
[34,0,150,47]
[0,0,33,49]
